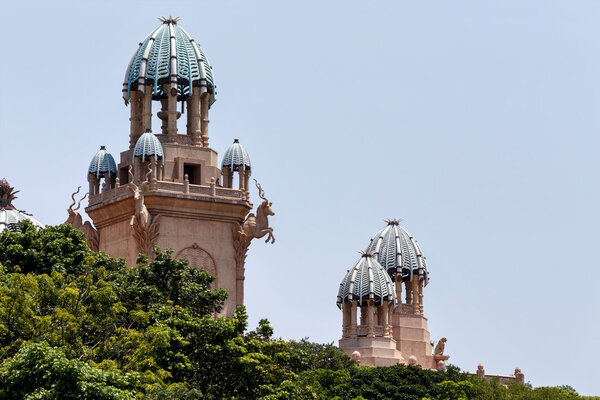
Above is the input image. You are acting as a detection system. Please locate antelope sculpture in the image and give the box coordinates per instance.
[242,180,275,244]
[232,179,275,269]
[127,165,150,229]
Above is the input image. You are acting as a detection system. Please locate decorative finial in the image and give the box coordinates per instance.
[233,138,239,143]
[384,218,403,225]
[0,178,19,209]
[358,250,374,258]
[158,16,182,24]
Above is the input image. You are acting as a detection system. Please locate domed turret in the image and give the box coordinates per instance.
[132,131,164,163]
[337,253,396,308]
[123,17,216,148]
[337,253,398,350]
[123,17,215,106]
[0,179,43,233]
[88,146,118,196]
[221,139,251,193]
[88,146,117,178]
[365,219,429,285]
[222,139,251,172]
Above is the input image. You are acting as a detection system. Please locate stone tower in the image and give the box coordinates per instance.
[337,219,447,369]
[82,18,270,317]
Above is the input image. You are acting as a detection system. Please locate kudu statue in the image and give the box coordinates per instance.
[127,165,150,229]
[241,179,275,244]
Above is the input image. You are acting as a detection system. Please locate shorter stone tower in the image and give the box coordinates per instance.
[337,253,404,366]
[337,219,448,369]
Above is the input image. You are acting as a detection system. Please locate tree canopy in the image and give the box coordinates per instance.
[0,221,595,400]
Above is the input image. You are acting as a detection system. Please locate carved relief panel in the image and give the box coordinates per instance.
[176,243,217,286]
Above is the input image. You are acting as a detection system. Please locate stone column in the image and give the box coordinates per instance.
[395,274,403,306]
[222,168,231,188]
[236,266,245,307]
[149,159,157,190]
[238,166,245,191]
[360,306,368,325]
[167,86,178,139]
[412,278,420,315]
[200,93,210,147]
[387,302,393,334]
[134,157,142,184]
[405,281,412,306]
[418,279,424,314]
[108,175,116,190]
[88,175,95,196]
[188,86,202,145]
[367,300,375,338]
[157,163,163,181]
[129,90,143,149]
[342,301,351,338]
[142,85,153,133]
[159,91,168,135]
[244,170,251,199]
[350,300,358,337]
[382,302,390,337]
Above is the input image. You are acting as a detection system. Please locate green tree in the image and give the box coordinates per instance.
[0,342,135,400]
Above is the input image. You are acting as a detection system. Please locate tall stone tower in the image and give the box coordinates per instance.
[81,18,270,317]
[337,219,448,369]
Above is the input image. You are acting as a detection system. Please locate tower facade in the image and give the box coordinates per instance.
[338,219,448,369]
[81,18,267,317]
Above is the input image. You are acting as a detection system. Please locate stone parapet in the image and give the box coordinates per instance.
[88,181,244,208]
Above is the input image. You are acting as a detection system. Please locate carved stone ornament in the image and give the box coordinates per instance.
[434,337,447,356]
[176,243,217,284]
[233,179,275,268]
[128,166,161,258]
[65,186,99,251]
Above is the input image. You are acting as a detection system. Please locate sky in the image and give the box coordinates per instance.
[1,0,599,395]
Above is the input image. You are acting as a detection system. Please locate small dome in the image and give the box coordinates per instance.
[0,179,43,233]
[123,17,216,107]
[88,146,117,178]
[337,253,396,308]
[222,139,251,172]
[132,131,164,164]
[365,219,429,285]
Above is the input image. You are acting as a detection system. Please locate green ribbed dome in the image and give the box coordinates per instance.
[337,253,396,308]
[88,146,117,178]
[123,17,216,106]
[132,131,164,163]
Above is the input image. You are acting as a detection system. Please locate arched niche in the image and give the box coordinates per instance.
[176,243,217,286]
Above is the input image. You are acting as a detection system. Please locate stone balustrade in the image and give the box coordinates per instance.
[88,180,243,206]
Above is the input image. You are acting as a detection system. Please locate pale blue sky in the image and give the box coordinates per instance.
[1,0,599,395]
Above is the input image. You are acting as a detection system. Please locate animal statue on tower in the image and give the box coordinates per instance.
[233,179,275,268]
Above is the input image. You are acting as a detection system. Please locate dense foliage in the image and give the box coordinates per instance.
[0,222,595,400]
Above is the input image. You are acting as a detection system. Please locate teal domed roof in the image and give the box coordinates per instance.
[88,146,117,178]
[337,253,396,308]
[0,179,43,233]
[132,131,164,163]
[222,139,251,172]
[365,219,429,286]
[123,17,216,107]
